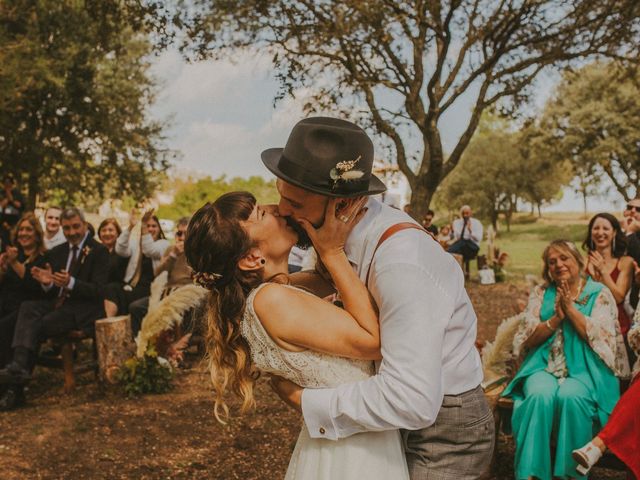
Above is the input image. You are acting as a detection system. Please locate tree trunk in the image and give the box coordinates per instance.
[95,315,135,383]
[27,171,39,210]
[537,203,542,218]
[582,187,588,218]
[408,182,435,221]
[490,210,498,231]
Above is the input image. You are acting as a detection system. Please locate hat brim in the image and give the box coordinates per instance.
[261,148,387,198]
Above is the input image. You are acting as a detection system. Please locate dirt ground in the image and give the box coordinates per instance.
[0,282,627,479]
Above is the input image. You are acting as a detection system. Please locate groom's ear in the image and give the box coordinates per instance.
[238,247,265,272]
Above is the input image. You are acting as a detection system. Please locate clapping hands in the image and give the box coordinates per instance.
[0,246,18,271]
[587,251,605,280]
[31,263,54,285]
[52,269,71,288]
[556,279,576,313]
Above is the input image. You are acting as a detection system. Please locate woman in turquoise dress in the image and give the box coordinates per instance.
[502,240,629,480]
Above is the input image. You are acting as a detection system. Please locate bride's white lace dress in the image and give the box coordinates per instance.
[242,284,409,480]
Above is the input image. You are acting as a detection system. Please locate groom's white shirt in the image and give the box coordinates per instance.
[301,198,483,440]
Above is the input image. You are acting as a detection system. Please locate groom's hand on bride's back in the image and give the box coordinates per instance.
[269,374,303,412]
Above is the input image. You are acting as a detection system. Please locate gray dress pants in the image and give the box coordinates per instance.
[403,385,495,480]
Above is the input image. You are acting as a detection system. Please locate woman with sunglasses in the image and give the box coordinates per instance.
[583,213,634,338]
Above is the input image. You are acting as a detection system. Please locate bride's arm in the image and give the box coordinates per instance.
[254,197,380,360]
[254,282,380,360]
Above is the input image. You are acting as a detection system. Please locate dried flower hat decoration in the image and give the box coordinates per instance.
[329,155,365,190]
[192,271,223,290]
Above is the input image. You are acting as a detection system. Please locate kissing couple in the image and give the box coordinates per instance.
[185,117,495,479]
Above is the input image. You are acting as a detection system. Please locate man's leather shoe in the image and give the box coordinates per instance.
[0,386,26,411]
[0,362,31,384]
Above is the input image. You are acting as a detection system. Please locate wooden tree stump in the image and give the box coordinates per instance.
[95,315,135,383]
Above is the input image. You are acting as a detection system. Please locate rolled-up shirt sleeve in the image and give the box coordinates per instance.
[302,262,455,440]
[115,229,133,257]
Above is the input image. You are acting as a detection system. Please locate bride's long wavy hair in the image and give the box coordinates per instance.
[185,191,263,423]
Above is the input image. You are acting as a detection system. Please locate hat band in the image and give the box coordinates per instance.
[278,155,369,193]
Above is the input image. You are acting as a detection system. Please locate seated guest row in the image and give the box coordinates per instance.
[0,207,193,411]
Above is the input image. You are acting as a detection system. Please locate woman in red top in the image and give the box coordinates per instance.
[573,312,640,478]
[583,213,634,337]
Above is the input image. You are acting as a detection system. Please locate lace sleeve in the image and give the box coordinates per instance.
[513,286,544,357]
[585,288,630,378]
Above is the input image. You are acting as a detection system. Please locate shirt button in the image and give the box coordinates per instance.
[319,427,326,435]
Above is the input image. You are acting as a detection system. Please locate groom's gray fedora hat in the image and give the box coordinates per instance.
[261,117,387,198]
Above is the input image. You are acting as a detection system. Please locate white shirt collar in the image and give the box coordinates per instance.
[68,231,90,252]
[344,197,381,268]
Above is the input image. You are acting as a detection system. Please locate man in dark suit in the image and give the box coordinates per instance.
[0,207,109,410]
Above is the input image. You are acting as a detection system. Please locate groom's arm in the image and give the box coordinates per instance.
[300,262,456,440]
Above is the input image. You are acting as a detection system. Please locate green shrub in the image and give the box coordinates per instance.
[116,349,174,396]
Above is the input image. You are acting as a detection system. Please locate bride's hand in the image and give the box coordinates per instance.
[269,374,303,412]
[298,197,368,263]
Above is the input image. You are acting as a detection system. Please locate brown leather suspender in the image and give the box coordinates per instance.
[365,222,434,287]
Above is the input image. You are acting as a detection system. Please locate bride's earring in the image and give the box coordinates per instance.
[260,259,266,265]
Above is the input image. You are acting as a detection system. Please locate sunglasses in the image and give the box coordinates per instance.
[625,204,640,213]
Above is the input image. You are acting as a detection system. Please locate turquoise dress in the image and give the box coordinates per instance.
[502,279,620,480]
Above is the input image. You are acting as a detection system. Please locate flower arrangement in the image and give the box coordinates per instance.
[489,249,510,283]
[117,272,207,395]
[80,245,91,264]
[329,155,364,189]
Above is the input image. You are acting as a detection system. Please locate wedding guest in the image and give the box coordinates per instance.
[97,218,128,285]
[0,214,47,367]
[572,308,640,477]
[0,174,25,247]
[103,209,168,317]
[436,224,453,249]
[622,197,640,307]
[0,174,25,227]
[128,217,192,335]
[448,205,483,278]
[502,240,629,480]
[421,209,438,236]
[42,206,66,250]
[0,207,110,410]
[583,213,634,337]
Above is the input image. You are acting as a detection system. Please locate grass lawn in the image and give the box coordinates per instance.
[465,212,593,281]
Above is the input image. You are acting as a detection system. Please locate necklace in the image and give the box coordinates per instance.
[569,277,583,300]
[571,277,589,305]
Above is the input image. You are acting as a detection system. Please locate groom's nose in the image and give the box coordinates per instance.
[278,199,293,218]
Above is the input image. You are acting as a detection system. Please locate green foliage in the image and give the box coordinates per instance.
[180,0,640,219]
[495,216,587,279]
[157,175,279,220]
[539,61,640,202]
[116,351,174,396]
[434,113,570,230]
[0,0,174,208]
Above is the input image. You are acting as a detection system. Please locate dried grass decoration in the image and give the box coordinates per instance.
[117,272,208,395]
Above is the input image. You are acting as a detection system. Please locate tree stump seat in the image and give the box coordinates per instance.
[36,329,98,393]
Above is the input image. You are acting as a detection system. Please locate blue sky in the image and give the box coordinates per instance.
[149,48,622,213]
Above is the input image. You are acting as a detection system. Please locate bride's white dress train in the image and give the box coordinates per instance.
[242,284,409,480]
